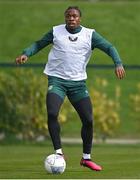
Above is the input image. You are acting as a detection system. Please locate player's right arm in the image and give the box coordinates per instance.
[15,29,53,64]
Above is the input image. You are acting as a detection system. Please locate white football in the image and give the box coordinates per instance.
[44,154,66,174]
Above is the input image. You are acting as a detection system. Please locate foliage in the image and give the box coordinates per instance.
[90,78,121,140]
[130,83,140,113]
[0,69,48,139]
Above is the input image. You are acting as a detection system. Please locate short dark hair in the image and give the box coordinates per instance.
[64,6,82,17]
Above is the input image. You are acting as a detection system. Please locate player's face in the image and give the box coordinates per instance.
[65,9,81,30]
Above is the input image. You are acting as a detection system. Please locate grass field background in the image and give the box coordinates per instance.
[0,142,140,179]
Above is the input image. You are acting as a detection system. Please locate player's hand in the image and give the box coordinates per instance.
[15,55,28,65]
[115,65,125,79]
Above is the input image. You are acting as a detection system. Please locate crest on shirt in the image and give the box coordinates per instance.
[68,36,78,42]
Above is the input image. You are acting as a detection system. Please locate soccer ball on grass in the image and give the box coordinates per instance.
[44,154,66,174]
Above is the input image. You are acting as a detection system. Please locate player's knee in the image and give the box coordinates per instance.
[48,109,58,121]
[82,114,93,127]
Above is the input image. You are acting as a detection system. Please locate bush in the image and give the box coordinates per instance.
[130,83,140,113]
[0,69,48,139]
[90,79,121,140]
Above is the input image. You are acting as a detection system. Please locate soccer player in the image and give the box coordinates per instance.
[15,6,125,171]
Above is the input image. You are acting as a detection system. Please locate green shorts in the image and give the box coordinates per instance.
[47,76,89,103]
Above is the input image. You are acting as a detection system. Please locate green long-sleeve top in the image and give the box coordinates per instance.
[22,25,122,67]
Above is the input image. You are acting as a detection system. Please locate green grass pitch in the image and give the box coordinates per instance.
[0,143,140,179]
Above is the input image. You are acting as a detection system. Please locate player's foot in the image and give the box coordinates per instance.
[80,158,102,171]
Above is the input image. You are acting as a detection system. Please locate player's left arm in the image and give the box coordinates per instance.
[92,31,125,79]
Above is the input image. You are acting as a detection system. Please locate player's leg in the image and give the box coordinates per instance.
[67,81,93,155]
[46,76,66,155]
[71,97,93,155]
[71,97,102,171]
[46,93,64,154]
[67,79,102,171]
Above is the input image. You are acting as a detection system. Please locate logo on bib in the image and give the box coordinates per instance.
[48,85,53,91]
[68,36,78,42]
